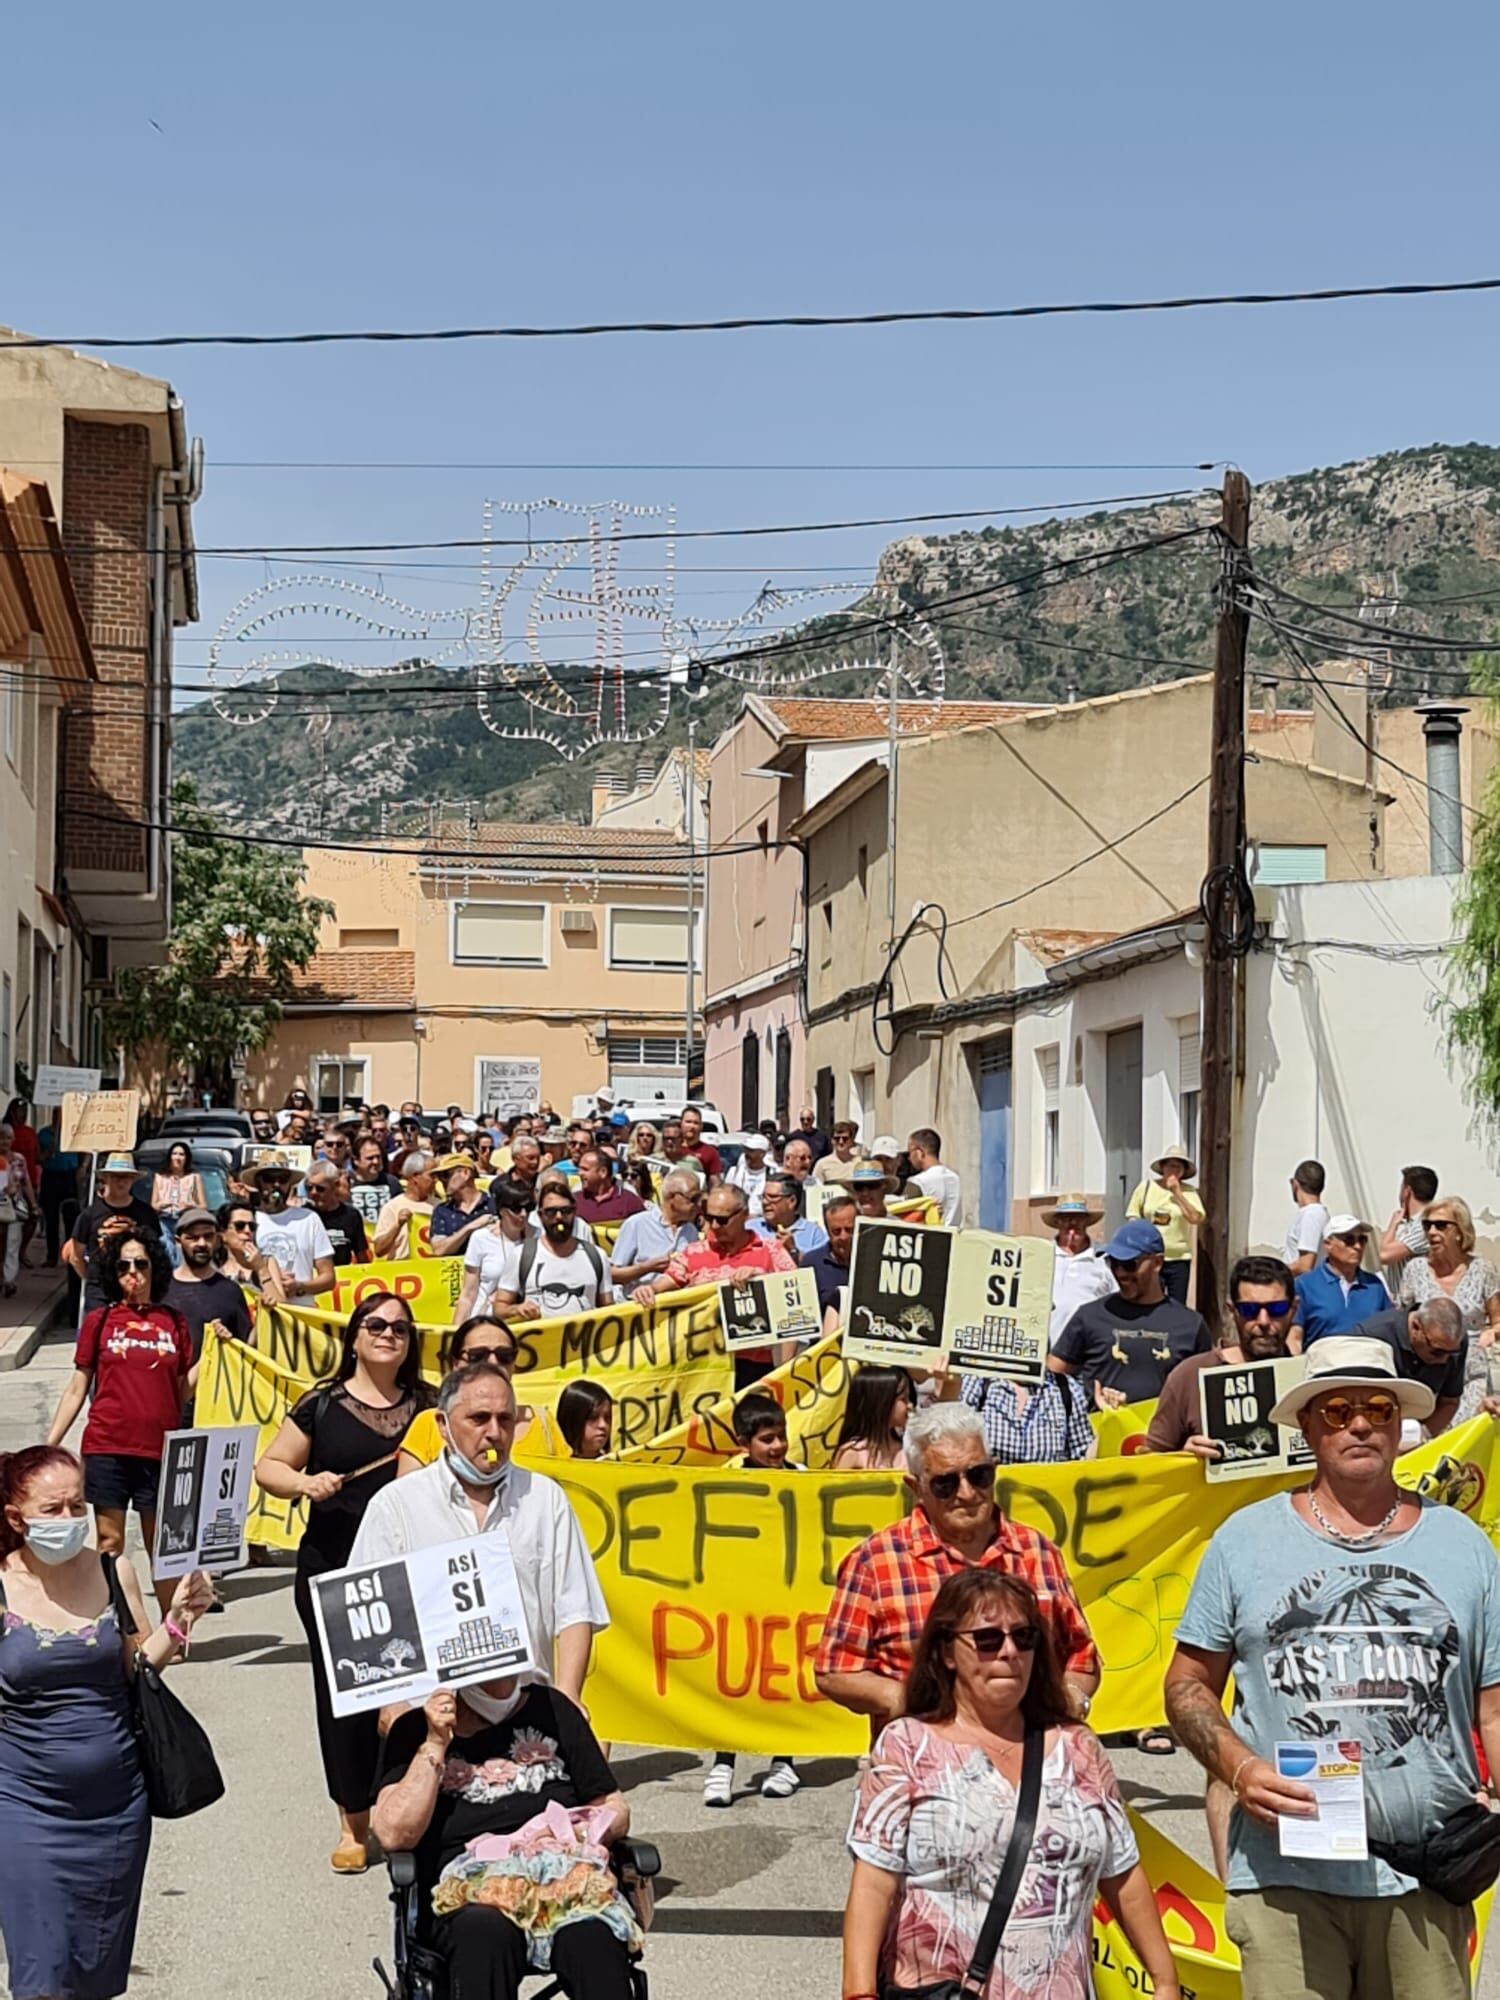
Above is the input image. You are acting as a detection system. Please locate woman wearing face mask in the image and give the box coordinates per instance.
[255,1292,437,1873]
[46,1231,194,1613]
[0,1445,211,2000]
[373,1677,635,2000]
[394,1315,543,1474]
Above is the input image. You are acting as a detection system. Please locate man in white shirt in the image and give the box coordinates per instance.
[724,1134,770,1208]
[904,1127,962,1226]
[350,1364,608,1703]
[1040,1194,1115,1343]
[498,1181,612,1319]
[244,1155,335,1302]
[1281,1158,1330,1275]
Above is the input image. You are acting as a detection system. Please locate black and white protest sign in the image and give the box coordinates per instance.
[843,1219,954,1368]
[152,1426,258,1578]
[942,1231,1052,1385]
[718,1268,823,1352]
[311,1533,535,1717]
[1199,1356,1314,1482]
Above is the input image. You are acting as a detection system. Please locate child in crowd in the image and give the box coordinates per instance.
[705,1393,801,1806]
[557,1380,614,1459]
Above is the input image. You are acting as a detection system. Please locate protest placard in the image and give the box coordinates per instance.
[717,1268,823,1352]
[310,1534,535,1717]
[152,1426,259,1577]
[942,1230,1052,1385]
[32,1064,102,1107]
[1199,1355,1315,1481]
[843,1217,953,1368]
[60,1089,140,1154]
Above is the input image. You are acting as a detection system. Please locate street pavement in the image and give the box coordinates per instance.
[1,1324,1495,1999]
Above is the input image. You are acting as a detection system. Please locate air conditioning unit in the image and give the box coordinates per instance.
[560,909,596,934]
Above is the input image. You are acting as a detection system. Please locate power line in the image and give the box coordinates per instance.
[0,455,1230,474]
[6,274,1498,351]
[4,487,1208,560]
[945,775,1211,929]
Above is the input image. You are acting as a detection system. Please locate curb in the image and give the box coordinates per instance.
[0,1281,71,1373]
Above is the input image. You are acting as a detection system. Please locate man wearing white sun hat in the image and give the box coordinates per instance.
[1166,1336,1499,2000]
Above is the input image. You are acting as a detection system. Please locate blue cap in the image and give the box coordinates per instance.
[609,1110,630,1128]
[1101,1219,1164,1261]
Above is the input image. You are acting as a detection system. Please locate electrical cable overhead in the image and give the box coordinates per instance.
[6,274,1498,351]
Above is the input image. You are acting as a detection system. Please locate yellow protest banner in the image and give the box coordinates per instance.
[618,1335,853,1468]
[555,1412,1500,1754]
[886,1194,940,1226]
[1092,1809,1239,2000]
[321,1254,466,1324]
[1091,1397,1159,1456]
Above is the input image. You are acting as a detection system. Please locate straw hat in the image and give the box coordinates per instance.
[1039,1193,1103,1230]
[240,1149,298,1187]
[1151,1143,1197,1179]
[1268,1335,1434,1429]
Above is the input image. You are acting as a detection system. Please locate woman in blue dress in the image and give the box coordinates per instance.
[0,1443,211,1999]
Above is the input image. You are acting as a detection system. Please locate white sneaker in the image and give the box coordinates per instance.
[703,1763,734,1807]
[761,1762,800,1798]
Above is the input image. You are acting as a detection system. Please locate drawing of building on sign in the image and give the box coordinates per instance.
[952,1315,1031,1362]
[436,1616,524,1667]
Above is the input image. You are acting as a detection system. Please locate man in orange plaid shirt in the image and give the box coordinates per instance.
[814,1401,1100,1726]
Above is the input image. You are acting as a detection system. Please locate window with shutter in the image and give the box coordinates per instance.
[1251,844,1327,886]
[1178,1026,1202,1166]
[452,902,548,966]
[608,907,692,971]
[1038,1044,1061,1191]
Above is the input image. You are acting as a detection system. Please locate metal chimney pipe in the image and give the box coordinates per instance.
[1418,702,1467,875]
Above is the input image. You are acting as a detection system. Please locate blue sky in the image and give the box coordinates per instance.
[5,1,1498,705]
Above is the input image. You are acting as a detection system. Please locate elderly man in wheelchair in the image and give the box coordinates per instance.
[373,1680,658,2000]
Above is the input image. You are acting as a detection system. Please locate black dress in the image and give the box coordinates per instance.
[290,1381,433,1810]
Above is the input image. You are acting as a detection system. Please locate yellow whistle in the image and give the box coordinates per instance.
[481,1446,500,1466]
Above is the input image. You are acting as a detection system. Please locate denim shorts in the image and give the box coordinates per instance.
[84,1452,162,1514]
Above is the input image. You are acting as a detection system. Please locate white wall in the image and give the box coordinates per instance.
[1237,875,1497,1255]
[1011,947,1201,1218]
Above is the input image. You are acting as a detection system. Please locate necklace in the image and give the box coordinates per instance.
[1306,1490,1403,1546]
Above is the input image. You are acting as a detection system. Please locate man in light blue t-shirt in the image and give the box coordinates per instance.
[1165,1334,1500,2000]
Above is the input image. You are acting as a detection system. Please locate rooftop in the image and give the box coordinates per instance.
[759,695,1044,741]
[289,949,415,1008]
[1013,926,1120,965]
[423,820,693,879]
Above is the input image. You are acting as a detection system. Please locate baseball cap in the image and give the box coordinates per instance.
[1324,1212,1370,1240]
[1101,1219,1165,1261]
[868,1135,901,1159]
[609,1110,630,1128]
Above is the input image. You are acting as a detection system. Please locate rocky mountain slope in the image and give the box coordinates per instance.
[173,443,1500,834]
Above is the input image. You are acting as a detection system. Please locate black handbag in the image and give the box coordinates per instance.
[880,1723,1044,2000]
[1369,1800,1500,1907]
[103,1555,226,1820]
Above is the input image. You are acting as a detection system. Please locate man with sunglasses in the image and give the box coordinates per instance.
[495,1183,612,1320]
[1352,1295,1466,1440]
[1167,1336,1498,2000]
[814,1402,1100,1730]
[1049,1219,1210,1411]
[1145,1256,1301,1455]
[1294,1212,1392,1346]
[631,1183,797,1384]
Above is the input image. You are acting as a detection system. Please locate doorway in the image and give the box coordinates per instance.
[974,1040,1011,1233]
[1104,1025,1143,1230]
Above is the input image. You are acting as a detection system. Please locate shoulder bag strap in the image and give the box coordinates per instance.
[101,1553,144,1639]
[962,1723,1045,1995]
[518,1231,540,1298]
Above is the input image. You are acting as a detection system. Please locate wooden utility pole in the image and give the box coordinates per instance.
[1197,470,1252,1319]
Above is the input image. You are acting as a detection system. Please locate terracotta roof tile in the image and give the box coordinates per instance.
[288,949,415,1007]
[427,821,693,879]
[762,696,1043,741]
[1014,927,1120,964]
[1248,709,1313,734]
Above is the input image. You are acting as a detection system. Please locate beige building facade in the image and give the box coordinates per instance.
[790,674,1404,1228]
[246,824,698,1116]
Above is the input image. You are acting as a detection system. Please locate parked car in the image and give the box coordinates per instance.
[610,1098,726,1132]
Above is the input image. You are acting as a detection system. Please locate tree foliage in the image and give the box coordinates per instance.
[1448,655,1500,1125]
[104,776,332,1091]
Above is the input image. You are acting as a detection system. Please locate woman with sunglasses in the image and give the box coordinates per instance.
[45,1231,194,1613]
[1400,1195,1500,1423]
[394,1315,543,1474]
[255,1291,437,1873]
[844,1568,1179,2000]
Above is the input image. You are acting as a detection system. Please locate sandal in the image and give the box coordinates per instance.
[1135,1727,1176,1756]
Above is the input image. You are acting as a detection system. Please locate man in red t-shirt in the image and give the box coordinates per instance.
[631,1183,794,1384]
[680,1106,723,1182]
[573,1148,646,1229]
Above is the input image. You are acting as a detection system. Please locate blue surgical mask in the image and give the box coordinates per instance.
[444,1445,508,1490]
[24,1516,90,1565]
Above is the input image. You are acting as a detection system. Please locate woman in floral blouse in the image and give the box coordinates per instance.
[1400,1195,1500,1423]
[842,1569,1179,2000]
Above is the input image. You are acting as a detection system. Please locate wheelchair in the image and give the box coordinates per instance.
[374,1837,662,2000]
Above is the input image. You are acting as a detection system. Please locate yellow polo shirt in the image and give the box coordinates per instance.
[1126,1178,1204,1261]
